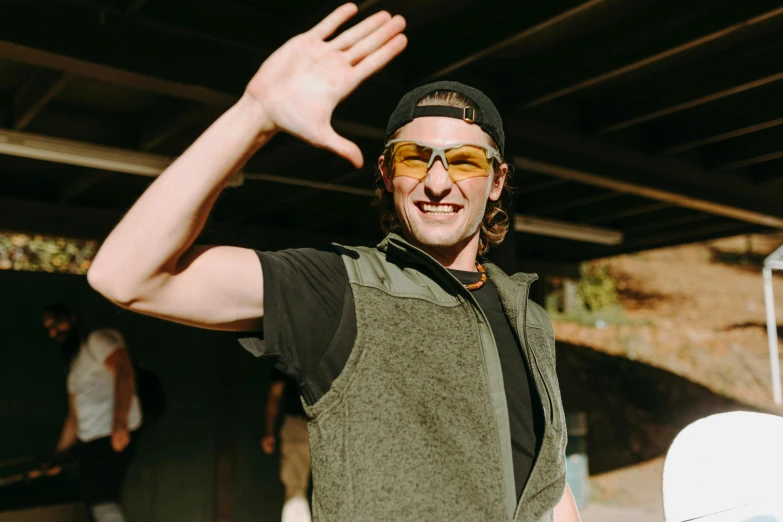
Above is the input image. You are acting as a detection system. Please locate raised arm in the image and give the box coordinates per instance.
[87,4,407,331]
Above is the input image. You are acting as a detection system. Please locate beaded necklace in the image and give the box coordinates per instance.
[463,261,487,291]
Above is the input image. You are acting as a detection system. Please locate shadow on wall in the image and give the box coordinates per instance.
[722,322,783,340]
[556,342,762,475]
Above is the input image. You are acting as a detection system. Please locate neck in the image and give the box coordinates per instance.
[401,231,480,271]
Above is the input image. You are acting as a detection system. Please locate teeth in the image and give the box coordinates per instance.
[422,203,457,215]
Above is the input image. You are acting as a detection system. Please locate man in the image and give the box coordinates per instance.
[262,374,312,522]
[43,303,142,522]
[86,4,579,520]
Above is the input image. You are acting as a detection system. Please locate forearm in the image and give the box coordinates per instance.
[553,484,581,522]
[113,372,135,428]
[265,397,280,435]
[56,415,77,451]
[88,95,275,303]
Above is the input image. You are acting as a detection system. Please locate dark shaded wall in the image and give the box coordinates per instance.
[0,270,282,521]
[556,341,762,474]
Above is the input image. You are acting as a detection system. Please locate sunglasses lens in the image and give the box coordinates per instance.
[444,145,492,181]
[390,142,492,181]
[390,142,432,180]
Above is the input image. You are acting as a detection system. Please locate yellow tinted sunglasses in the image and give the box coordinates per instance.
[385,139,502,182]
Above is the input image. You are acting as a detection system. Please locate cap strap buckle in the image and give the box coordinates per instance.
[463,107,475,124]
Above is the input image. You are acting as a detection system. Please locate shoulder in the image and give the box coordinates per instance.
[257,245,345,268]
[87,328,125,348]
[256,245,349,280]
[330,243,394,285]
[334,244,462,305]
[525,300,554,338]
[85,328,126,361]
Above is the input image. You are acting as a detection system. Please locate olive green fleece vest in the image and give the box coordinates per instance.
[303,234,567,522]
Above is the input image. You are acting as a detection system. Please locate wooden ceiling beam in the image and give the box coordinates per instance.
[706,126,783,172]
[9,70,71,130]
[522,3,783,108]
[581,201,672,225]
[512,156,783,229]
[525,189,622,216]
[654,101,783,155]
[507,119,783,220]
[422,0,608,81]
[582,35,783,134]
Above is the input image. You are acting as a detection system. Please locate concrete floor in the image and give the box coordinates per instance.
[580,503,663,522]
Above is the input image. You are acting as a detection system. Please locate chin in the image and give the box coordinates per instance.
[409,225,469,250]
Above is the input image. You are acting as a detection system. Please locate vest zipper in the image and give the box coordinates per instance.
[513,279,548,521]
[454,278,518,522]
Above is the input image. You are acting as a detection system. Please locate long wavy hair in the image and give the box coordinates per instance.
[373,91,512,255]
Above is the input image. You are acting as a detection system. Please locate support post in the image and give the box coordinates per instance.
[763,266,782,406]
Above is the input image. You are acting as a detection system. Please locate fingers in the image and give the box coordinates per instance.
[345,14,406,65]
[330,10,391,50]
[310,3,359,40]
[323,128,364,169]
[352,33,408,84]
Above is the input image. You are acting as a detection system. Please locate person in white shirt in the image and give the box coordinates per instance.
[43,303,142,522]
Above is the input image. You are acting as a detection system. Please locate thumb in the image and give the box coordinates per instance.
[322,127,364,169]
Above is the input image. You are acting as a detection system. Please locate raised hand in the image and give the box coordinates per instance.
[244,3,407,168]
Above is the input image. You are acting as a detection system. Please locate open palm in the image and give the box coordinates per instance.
[245,4,407,168]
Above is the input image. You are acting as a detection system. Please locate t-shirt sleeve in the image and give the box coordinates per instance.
[237,246,349,382]
[86,328,126,363]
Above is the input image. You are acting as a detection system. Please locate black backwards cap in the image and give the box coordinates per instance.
[385,81,505,158]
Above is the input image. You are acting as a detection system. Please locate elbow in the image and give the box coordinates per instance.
[87,263,142,308]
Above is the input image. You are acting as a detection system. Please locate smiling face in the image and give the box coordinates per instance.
[380,117,507,261]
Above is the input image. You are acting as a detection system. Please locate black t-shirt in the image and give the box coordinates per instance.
[239,246,544,499]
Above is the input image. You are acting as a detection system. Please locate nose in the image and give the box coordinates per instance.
[423,158,453,198]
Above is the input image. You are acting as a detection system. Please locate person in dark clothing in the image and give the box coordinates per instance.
[262,374,311,522]
[86,5,579,521]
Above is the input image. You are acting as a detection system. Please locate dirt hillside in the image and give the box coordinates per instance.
[553,233,783,411]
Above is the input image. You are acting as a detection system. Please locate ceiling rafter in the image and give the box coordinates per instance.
[522,4,783,108]
[658,116,783,156]
[423,0,608,81]
[512,156,783,229]
[706,126,783,172]
[595,70,783,134]
[581,201,672,225]
[9,69,71,130]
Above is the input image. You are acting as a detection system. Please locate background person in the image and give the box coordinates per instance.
[262,374,311,522]
[43,303,142,522]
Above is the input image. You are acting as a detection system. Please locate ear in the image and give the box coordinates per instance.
[379,155,394,193]
[488,163,508,202]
